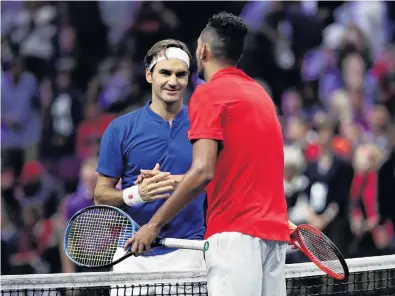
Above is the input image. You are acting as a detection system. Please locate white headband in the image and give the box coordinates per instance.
[149,47,190,70]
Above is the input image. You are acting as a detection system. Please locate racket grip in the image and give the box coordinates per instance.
[156,238,209,251]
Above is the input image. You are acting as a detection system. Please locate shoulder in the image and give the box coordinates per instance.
[107,107,145,132]
[190,84,209,100]
[189,83,225,106]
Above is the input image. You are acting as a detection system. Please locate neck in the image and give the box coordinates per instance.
[319,147,332,158]
[204,61,234,82]
[150,98,183,121]
[87,116,99,123]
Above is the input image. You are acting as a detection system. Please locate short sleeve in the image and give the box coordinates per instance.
[97,120,125,178]
[188,86,224,142]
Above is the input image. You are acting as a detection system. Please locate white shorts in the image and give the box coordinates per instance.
[111,247,206,296]
[205,232,287,296]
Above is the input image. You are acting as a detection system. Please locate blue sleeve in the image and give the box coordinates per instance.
[97,120,125,178]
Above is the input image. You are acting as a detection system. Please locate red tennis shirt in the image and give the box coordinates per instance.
[188,67,289,242]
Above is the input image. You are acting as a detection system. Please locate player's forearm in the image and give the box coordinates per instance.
[150,168,211,228]
[171,174,185,184]
[93,185,125,207]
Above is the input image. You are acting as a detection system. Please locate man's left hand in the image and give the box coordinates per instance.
[134,163,161,184]
[124,223,161,255]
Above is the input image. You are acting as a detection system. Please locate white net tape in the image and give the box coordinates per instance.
[1,255,394,290]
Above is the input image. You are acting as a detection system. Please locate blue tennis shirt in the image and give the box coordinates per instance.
[97,101,206,256]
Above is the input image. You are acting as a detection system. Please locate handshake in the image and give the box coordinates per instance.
[122,163,182,206]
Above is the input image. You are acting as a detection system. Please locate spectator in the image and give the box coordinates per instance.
[283,145,309,225]
[327,90,353,126]
[76,103,115,160]
[17,161,63,220]
[9,160,64,275]
[281,89,305,119]
[5,3,58,81]
[366,104,391,150]
[97,55,136,113]
[10,202,61,274]
[349,144,392,257]
[341,52,373,130]
[39,69,84,192]
[1,56,41,177]
[304,117,354,256]
[40,69,83,160]
[98,1,143,49]
[284,116,315,151]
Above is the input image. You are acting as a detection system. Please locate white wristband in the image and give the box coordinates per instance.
[123,185,145,206]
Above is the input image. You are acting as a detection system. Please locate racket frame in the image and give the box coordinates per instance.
[291,224,349,281]
[64,205,208,268]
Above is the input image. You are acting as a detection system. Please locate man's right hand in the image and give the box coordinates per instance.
[137,171,176,202]
[135,163,184,185]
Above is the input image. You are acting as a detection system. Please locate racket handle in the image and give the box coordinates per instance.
[155,238,209,251]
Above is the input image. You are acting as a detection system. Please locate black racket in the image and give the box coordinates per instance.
[64,205,209,268]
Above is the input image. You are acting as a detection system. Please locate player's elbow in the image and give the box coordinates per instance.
[93,186,105,205]
[192,163,215,185]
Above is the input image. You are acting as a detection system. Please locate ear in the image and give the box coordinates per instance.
[198,43,205,61]
[146,68,153,84]
[201,43,211,61]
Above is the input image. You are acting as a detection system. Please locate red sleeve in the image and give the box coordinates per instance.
[363,172,379,223]
[188,85,224,142]
[350,172,363,220]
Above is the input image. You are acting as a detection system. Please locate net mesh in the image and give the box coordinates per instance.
[1,255,394,296]
[65,207,138,267]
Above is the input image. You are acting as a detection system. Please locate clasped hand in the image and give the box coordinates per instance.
[134,163,177,202]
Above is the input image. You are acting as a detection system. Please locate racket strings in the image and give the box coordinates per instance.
[297,228,344,276]
[66,207,137,266]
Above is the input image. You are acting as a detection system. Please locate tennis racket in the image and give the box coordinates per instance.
[64,205,209,268]
[290,224,349,280]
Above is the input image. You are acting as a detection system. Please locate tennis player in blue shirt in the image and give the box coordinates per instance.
[94,39,206,276]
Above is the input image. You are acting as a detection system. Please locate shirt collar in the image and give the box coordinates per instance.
[144,101,188,123]
[210,66,243,82]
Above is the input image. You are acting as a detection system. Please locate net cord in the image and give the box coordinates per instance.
[1,255,395,290]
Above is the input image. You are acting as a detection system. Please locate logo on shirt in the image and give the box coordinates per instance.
[128,194,134,200]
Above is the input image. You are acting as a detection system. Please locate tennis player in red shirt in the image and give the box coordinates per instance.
[126,12,292,296]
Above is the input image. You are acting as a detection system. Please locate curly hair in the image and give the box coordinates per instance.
[202,12,248,64]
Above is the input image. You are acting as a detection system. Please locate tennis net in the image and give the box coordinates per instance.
[1,255,394,296]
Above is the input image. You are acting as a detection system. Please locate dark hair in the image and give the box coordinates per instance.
[202,12,248,64]
[144,39,192,70]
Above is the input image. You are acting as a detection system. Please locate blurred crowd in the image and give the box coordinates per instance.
[1,1,395,275]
